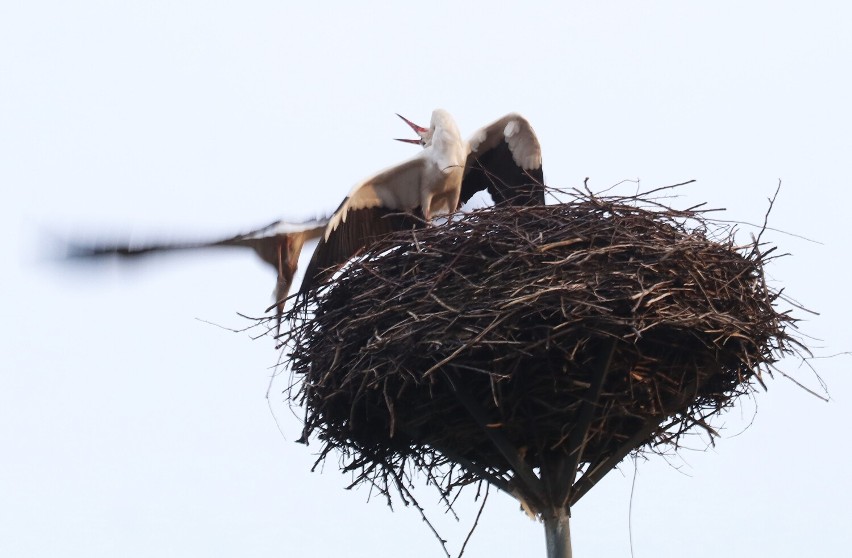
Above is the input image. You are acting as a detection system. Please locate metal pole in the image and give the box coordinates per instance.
[543,509,572,558]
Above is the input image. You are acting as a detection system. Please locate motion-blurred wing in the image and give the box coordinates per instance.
[213,218,328,275]
[461,113,544,207]
[65,217,328,332]
[65,217,326,268]
[300,158,427,292]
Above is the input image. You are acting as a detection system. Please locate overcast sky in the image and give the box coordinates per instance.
[2,2,850,557]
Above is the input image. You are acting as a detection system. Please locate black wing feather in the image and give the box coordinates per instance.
[300,206,423,293]
[460,140,545,207]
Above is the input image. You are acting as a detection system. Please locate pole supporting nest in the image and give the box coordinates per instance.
[543,508,572,558]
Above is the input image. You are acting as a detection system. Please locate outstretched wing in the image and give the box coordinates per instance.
[64,217,328,332]
[461,113,544,207]
[300,157,427,293]
[64,218,326,266]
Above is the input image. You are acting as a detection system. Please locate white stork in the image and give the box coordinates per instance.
[300,109,544,292]
[66,217,328,332]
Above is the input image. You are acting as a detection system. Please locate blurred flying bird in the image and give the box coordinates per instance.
[65,217,328,333]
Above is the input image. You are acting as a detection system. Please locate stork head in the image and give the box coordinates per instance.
[395,109,459,149]
[395,113,430,147]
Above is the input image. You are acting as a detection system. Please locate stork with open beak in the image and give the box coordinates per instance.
[300,109,466,291]
[65,217,328,333]
[300,109,544,292]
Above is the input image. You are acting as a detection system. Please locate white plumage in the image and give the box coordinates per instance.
[325,109,467,237]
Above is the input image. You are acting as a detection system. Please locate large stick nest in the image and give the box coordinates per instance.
[282,189,801,511]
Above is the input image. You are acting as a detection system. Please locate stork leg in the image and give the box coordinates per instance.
[448,187,461,215]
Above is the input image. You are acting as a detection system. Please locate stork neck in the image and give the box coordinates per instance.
[430,125,466,171]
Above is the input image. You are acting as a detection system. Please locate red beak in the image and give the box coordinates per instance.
[396,113,428,134]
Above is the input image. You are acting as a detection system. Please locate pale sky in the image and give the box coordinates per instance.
[2,2,850,557]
